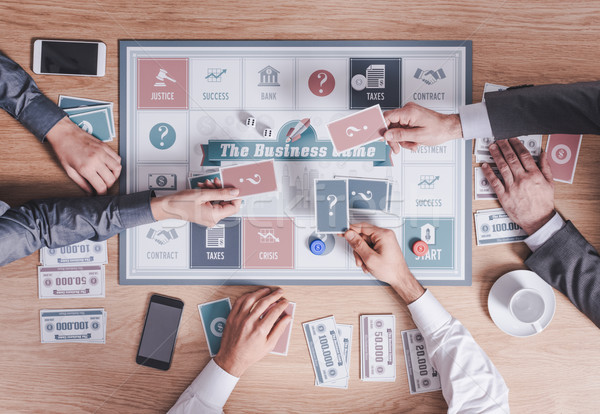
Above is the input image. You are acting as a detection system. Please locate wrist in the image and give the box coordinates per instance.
[45,116,71,145]
[524,209,556,235]
[150,196,170,221]
[445,114,463,140]
[391,273,425,304]
[214,354,245,378]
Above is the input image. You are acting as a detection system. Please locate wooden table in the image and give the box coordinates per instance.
[1,1,599,412]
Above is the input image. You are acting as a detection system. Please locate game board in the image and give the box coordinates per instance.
[119,40,472,285]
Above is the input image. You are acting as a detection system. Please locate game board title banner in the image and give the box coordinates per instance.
[203,122,389,165]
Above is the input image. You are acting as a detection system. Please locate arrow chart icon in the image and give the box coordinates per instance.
[418,175,440,189]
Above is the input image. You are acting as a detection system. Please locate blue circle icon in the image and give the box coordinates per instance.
[310,239,325,255]
[149,123,176,150]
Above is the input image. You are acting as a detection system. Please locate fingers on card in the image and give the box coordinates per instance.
[315,179,349,233]
[271,302,296,356]
[198,298,232,357]
[546,134,583,184]
[189,172,222,189]
[220,160,277,197]
[348,178,391,211]
[326,104,387,153]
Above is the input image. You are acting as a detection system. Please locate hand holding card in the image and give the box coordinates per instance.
[326,104,387,153]
[220,160,278,197]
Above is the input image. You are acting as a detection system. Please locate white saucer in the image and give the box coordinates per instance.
[488,270,556,337]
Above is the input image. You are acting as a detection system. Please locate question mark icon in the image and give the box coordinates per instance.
[346,125,368,137]
[327,194,338,216]
[309,70,335,97]
[158,125,168,147]
[149,122,176,150]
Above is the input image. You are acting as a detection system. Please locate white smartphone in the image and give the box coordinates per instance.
[33,39,106,77]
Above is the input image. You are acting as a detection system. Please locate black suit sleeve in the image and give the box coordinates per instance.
[485,81,600,139]
[525,221,600,328]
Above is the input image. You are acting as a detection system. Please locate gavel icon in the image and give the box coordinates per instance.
[155,68,176,84]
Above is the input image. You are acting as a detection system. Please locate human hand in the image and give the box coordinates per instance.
[344,223,425,304]
[383,102,463,153]
[45,116,122,195]
[150,180,241,226]
[214,287,292,377]
[484,137,555,235]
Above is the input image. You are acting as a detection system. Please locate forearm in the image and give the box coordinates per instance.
[0,51,66,140]
[485,81,600,139]
[525,221,600,328]
[408,291,509,413]
[0,191,155,266]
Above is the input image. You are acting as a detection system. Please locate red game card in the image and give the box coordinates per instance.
[270,302,296,356]
[220,160,278,197]
[546,134,583,184]
[326,104,387,153]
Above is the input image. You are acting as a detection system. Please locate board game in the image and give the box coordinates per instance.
[119,40,472,285]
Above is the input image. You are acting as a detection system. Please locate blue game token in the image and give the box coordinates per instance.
[310,239,325,255]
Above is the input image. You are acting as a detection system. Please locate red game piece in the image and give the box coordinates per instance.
[412,240,428,257]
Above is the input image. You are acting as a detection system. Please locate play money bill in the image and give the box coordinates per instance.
[474,166,499,200]
[318,324,353,389]
[41,240,108,266]
[303,316,348,385]
[38,265,105,299]
[360,314,396,382]
[40,309,107,344]
[401,329,441,394]
[475,208,527,246]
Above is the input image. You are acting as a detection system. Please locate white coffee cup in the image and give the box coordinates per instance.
[509,288,546,332]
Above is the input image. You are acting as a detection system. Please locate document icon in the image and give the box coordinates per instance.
[206,224,225,248]
[366,65,385,89]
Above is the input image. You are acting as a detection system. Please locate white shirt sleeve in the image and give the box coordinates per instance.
[168,359,239,414]
[407,290,510,414]
[524,212,566,252]
[458,102,494,140]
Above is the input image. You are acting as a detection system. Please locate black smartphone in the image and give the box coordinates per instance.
[136,294,184,370]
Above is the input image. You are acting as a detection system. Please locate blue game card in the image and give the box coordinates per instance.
[67,109,113,142]
[60,95,115,137]
[198,298,232,357]
[315,179,349,233]
[348,178,390,211]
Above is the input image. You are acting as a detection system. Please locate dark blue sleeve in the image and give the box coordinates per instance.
[0,191,156,266]
[0,51,66,141]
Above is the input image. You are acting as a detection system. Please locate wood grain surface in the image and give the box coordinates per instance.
[1,0,599,412]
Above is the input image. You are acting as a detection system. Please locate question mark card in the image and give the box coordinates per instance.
[220,160,278,197]
[315,179,349,233]
[326,104,387,153]
[347,178,390,211]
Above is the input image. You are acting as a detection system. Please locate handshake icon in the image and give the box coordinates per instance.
[146,228,179,246]
[414,68,446,85]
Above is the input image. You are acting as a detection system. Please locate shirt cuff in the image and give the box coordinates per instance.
[407,289,452,337]
[524,212,566,252]
[18,94,67,142]
[187,359,240,409]
[458,102,494,140]
[117,191,156,229]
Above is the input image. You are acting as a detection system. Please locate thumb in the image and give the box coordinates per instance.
[384,127,423,144]
[344,230,374,263]
[200,187,240,202]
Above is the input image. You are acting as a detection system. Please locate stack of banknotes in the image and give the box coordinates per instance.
[360,314,396,382]
[401,329,442,394]
[303,316,352,388]
[475,208,527,246]
[475,83,542,164]
[40,308,107,344]
[39,240,107,299]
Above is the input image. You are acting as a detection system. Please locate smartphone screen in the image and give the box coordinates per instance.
[136,295,184,370]
[40,41,99,75]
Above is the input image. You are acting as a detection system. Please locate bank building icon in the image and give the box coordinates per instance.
[258,65,280,86]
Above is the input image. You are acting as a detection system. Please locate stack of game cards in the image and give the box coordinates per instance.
[59,95,115,142]
[360,314,396,382]
[189,160,277,197]
[38,240,107,299]
[474,83,542,164]
[474,208,527,246]
[199,297,296,357]
[303,316,351,387]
